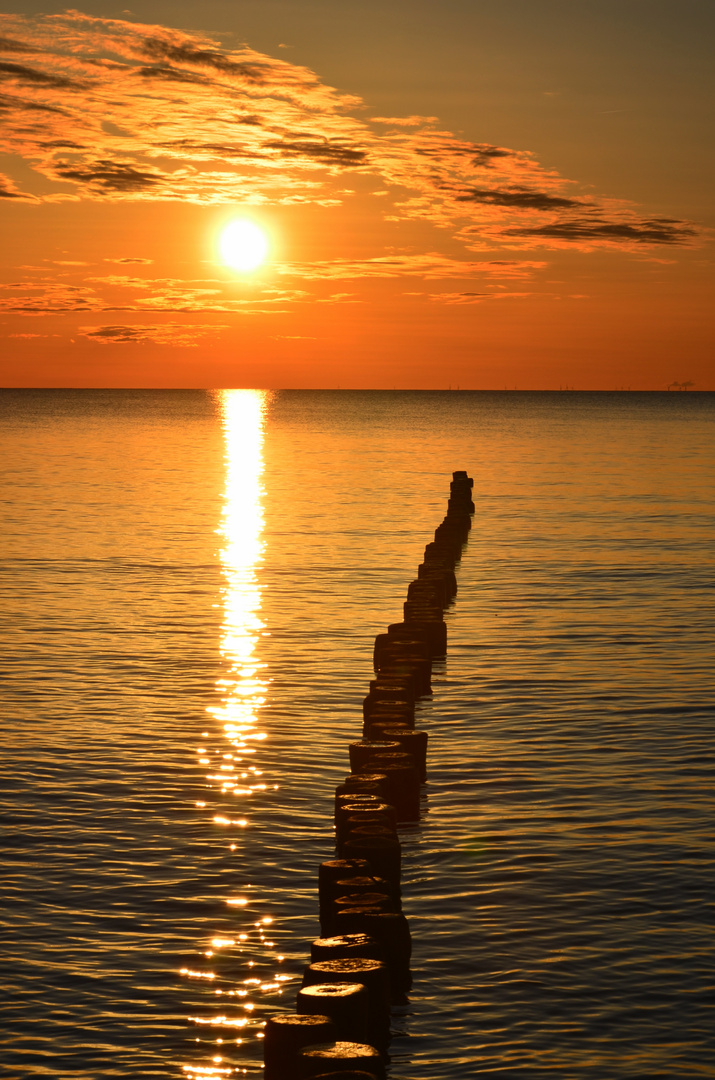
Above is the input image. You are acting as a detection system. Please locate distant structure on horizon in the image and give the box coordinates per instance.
[668,380,695,390]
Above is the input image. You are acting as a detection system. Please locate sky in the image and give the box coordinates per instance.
[0,0,713,388]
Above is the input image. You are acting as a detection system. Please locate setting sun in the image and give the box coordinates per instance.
[219,220,269,272]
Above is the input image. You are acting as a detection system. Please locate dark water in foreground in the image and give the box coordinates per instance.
[1,389,713,1079]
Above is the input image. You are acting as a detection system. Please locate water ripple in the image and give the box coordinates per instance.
[1,389,713,1078]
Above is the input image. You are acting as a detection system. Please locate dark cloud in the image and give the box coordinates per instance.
[0,91,67,114]
[81,324,146,342]
[104,257,154,264]
[134,64,210,85]
[0,36,33,53]
[79,322,227,346]
[429,289,536,304]
[263,138,368,166]
[0,60,82,89]
[52,159,162,192]
[416,140,514,166]
[471,145,514,167]
[509,217,696,244]
[40,140,86,149]
[431,290,489,303]
[456,187,583,210]
[160,139,249,159]
[140,37,269,84]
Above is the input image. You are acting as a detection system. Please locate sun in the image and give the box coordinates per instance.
[219,220,269,271]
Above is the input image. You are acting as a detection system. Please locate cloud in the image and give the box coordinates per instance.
[0,12,365,204]
[138,35,276,84]
[0,280,102,314]
[455,186,583,210]
[317,292,360,303]
[53,158,165,192]
[505,216,696,245]
[0,170,35,199]
[261,137,368,167]
[470,146,515,167]
[0,273,311,316]
[0,255,550,331]
[0,59,84,88]
[86,274,309,311]
[370,115,438,127]
[428,290,538,304]
[375,129,694,252]
[0,91,67,117]
[0,35,34,53]
[428,291,490,304]
[79,322,228,346]
[276,253,548,280]
[0,11,697,251]
[134,63,210,85]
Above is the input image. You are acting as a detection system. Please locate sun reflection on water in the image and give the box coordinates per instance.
[209,389,269,765]
[183,389,281,1077]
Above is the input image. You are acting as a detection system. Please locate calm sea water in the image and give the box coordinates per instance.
[1,389,713,1080]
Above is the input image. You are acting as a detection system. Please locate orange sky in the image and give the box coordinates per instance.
[1,2,713,388]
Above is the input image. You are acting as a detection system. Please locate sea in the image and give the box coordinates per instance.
[1,389,713,1080]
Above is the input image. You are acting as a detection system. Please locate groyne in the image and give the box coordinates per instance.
[264,471,474,1079]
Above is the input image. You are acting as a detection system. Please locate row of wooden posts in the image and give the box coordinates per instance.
[264,471,474,1079]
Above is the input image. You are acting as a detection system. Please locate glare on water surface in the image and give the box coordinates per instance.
[210,389,268,759]
[183,389,282,1079]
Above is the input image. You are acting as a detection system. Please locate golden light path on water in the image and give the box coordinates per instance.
[211,389,269,769]
[184,389,280,1080]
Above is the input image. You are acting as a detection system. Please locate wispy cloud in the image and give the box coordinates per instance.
[428,290,542,304]
[276,254,548,280]
[78,322,228,346]
[0,275,310,316]
[0,170,35,200]
[0,280,102,313]
[0,12,366,206]
[0,12,697,252]
[0,35,34,53]
[503,217,695,245]
[370,115,438,127]
[9,331,59,338]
